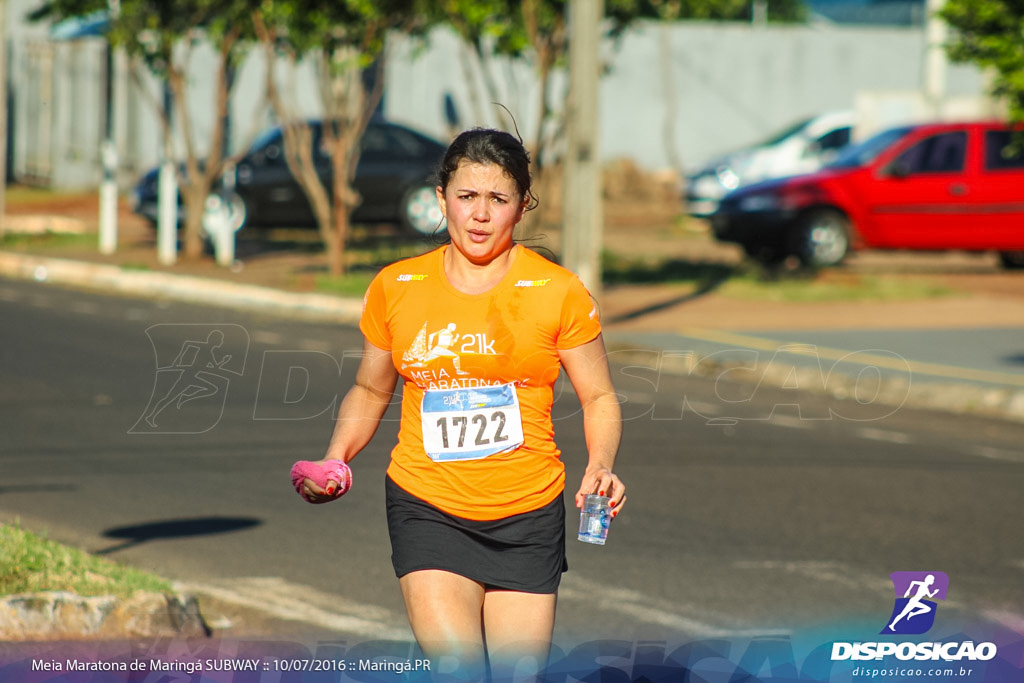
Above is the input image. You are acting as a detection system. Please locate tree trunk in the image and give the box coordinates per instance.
[182,182,208,260]
[167,30,238,264]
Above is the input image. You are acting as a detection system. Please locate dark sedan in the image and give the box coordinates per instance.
[131,119,449,236]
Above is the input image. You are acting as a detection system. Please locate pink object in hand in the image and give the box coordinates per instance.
[290,459,352,503]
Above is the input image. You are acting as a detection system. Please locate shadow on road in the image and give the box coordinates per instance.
[97,516,262,555]
[604,259,736,323]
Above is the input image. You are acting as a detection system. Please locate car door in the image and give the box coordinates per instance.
[353,124,435,222]
[861,129,975,249]
[966,128,1024,249]
[235,127,320,227]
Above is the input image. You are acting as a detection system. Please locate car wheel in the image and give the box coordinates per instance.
[998,251,1024,270]
[791,209,850,268]
[201,191,248,239]
[400,185,445,236]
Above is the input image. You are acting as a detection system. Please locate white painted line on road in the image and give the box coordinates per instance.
[679,327,1024,388]
[299,339,333,353]
[968,446,1024,463]
[559,574,768,638]
[620,391,655,404]
[71,301,100,315]
[856,428,914,444]
[685,400,722,416]
[254,331,284,345]
[768,415,815,430]
[734,560,894,595]
[176,576,412,640]
[733,561,976,610]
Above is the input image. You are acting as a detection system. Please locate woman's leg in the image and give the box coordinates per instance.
[399,569,487,679]
[482,590,557,681]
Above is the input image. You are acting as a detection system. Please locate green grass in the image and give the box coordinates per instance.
[4,185,92,206]
[602,251,735,287]
[313,270,378,297]
[0,523,172,598]
[601,250,956,303]
[718,272,956,303]
[0,231,97,250]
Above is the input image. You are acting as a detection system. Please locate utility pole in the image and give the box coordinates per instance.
[562,0,603,297]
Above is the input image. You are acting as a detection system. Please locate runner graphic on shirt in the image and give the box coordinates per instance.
[426,323,470,375]
[401,321,469,375]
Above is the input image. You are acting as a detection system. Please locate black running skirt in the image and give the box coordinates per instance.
[385,475,568,594]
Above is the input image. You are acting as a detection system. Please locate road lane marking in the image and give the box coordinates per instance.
[254,331,284,345]
[968,446,1024,463]
[733,560,889,592]
[856,427,914,444]
[176,577,412,640]
[299,339,333,353]
[685,400,722,415]
[679,327,1024,388]
[733,561,977,611]
[72,301,100,315]
[559,574,768,637]
[768,415,815,429]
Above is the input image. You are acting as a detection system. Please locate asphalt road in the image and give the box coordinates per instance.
[3,277,1023,652]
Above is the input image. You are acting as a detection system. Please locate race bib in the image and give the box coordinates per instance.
[421,384,525,462]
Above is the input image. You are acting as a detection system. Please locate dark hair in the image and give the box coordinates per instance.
[436,128,538,211]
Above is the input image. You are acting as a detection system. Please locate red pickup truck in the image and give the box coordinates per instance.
[712,121,1024,269]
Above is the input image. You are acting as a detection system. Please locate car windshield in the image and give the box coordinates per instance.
[826,126,915,169]
[757,117,814,147]
[249,127,283,153]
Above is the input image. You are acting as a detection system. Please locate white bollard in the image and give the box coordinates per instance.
[157,160,177,266]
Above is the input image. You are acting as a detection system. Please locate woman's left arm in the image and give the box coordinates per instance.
[558,334,626,514]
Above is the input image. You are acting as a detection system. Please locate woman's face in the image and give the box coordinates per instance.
[436,161,526,266]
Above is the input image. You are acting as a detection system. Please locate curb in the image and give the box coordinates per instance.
[3,250,1023,424]
[0,591,210,641]
[607,347,1024,425]
[0,251,363,323]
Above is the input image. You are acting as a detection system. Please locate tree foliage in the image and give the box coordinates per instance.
[33,0,257,261]
[606,0,806,24]
[940,0,1024,124]
[254,0,430,276]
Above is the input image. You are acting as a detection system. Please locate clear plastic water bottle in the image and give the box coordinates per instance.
[578,494,612,545]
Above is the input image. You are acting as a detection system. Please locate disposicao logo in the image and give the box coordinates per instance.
[831,571,998,663]
[882,571,948,635]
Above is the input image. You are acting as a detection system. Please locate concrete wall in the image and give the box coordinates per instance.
[383,21,989,174]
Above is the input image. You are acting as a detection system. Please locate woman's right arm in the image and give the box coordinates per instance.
[301,337,398,501]
[326,337,399,461]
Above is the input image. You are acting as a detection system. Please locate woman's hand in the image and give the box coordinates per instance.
[575,466,626,518]
[290,458,352,504]
[299,470,345,504]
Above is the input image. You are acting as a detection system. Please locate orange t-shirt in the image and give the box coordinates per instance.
[359,244,601,520]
